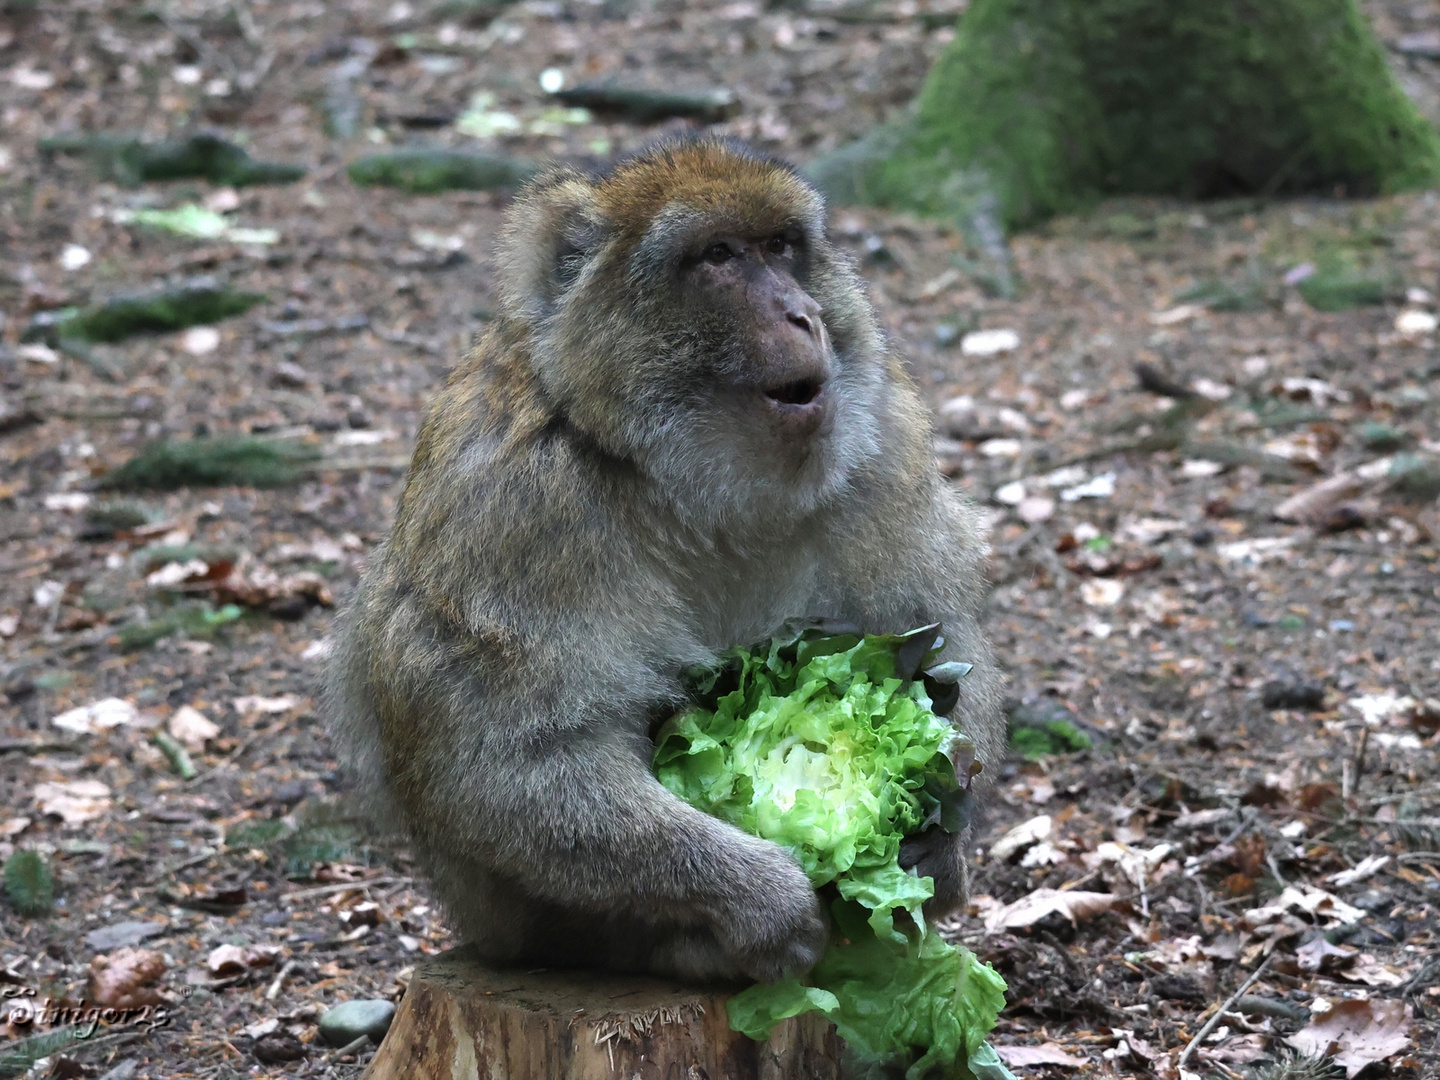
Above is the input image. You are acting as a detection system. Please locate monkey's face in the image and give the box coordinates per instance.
[672,227,835,449]
[500,140,887,529]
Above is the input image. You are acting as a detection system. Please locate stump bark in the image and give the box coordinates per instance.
[363,946,844,1080]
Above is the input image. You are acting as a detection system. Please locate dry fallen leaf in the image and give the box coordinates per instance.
[1327,855,1391,888]
[233,694,301,716]
[241,1017,281,1040]
[1114,1027,1160,1063]
[1241,885,1366,930]
[51,697,139,735]
[89,947,167,1008]
[994,1043,1087,1068]
[207,943,281,977]
[990,814,1052,860]
[1199,1032,1268,1066]
[1345,954,1408,988]
[168,705,221,751]
[34,780,113,825]
[983,888,1119,932]
[1088,840,1174,888]
[1287,998,1412,1078]
[1273,472,1366,525]
[1296,935,1356,973]
[213,560,334,615]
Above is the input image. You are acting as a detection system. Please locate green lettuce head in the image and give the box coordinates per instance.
[654,623,1013,1080]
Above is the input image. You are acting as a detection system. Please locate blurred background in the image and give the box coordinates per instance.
[2,1,1439,1077]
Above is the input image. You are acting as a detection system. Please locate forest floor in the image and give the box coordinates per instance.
[2,0,1439,1078]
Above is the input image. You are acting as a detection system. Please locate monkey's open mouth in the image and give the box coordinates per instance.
[765,378,825,407]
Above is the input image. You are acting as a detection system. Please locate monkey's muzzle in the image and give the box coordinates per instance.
[761,372,829,437]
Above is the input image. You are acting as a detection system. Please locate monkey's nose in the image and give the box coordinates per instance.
[783,296,822,338]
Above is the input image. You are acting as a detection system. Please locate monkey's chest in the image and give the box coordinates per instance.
[682,556,832,652]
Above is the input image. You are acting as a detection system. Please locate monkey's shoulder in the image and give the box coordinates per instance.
[407,328,548,466]
[383,339,664,623]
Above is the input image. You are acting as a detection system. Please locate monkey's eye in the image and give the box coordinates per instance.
[766,234,789,255]
[703,242,734,264]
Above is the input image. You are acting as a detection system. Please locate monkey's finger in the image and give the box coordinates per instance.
[898,829,943,871]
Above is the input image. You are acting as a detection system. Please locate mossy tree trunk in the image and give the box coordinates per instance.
[810,0,1440,228]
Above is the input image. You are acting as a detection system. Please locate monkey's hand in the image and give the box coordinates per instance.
[898,826,968,918]
[706,831,828,982]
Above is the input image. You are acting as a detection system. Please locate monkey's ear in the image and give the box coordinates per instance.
[497,170,607,322]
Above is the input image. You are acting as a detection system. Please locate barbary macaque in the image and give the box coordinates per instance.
[327,139,1004,982]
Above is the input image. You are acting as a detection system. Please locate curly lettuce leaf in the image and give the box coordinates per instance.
[654,627,1013,1080]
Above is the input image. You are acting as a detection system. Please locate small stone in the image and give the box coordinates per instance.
[253,1033,308,1063]
[319,998,396,1046]
[1080,579,1124,608]
[269,361,314,389]
[60,244,92,271]
[978,437,1022,458]
[268,780,309,806]
[1261,680,1326,711]
[84,920,167,952]
[1357,422,1410,451]
[938,397,1009,441]
[1016,496,1054,523]
[960,328,1020,355]
[1395,309,1438,336]
[181,326,220,355]
[994,480,1025,505]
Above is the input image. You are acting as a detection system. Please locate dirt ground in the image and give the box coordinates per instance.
[2,1,1439,1077]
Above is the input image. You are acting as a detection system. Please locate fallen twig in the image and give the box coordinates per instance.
[1177,958,1271,1071]
[266,958,299,1000]
[1399,959,1439,999]
[321,1034,371,1063]
[187,716,295,785]
[1395,851,1440,865]
[279,877,410,904]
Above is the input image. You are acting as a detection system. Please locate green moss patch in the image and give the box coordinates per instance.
[4,850,54,917]
[31,281,265,345]
[1175,276,1270,312]
[1297,268,1392,310]
[99,436,320,491]
[116,603,245,651]
[810,0,1440,228]
[1007,698,1096,760]
[348,149,539,193]
[41,132,305,187]
[1009,720,1094,760]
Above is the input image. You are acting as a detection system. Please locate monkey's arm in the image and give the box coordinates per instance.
[337,577,827,981]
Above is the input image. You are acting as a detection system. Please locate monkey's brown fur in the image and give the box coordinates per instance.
[328,139,1004,982]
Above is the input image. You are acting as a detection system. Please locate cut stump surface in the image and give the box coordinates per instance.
[363,945,844,1080]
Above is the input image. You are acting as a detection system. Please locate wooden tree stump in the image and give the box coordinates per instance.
[364,945,844,1080]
